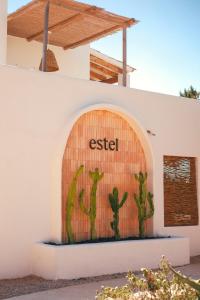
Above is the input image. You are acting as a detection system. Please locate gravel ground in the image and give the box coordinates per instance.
[1,257,199,300]
[0,273,127,300]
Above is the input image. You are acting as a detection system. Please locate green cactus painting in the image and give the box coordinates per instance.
[109,187,128,240]
[134,172,154,238]
[66,165,84,244]
[79,168,104,240]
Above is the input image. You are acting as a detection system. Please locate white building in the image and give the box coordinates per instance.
[0,0,200,280]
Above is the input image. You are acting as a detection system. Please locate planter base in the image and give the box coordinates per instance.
[32,237,190,280]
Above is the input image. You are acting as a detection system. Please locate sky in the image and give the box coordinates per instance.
[8,0,200,96]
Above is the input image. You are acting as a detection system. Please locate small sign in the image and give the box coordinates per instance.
[173,213,191,223]
[89,138,119,151]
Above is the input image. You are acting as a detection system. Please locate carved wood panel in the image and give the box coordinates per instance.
[164,156,198,226]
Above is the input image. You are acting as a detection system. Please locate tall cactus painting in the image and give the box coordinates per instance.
[79,168,104,240]
[134,172,154,238]
[109,187,128,240]
[66,165,84,244]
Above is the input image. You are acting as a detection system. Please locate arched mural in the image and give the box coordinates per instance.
[62,110,150,242]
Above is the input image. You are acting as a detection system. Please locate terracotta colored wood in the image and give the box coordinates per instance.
[91,55,124,74]
[90,53,134,83]
[8,0,137,50]
[90,62,117,78]
[90,70,105,81]
[40,0,134,25]
[164,156,198,226]
[62,110,149,242]
[63,25,121,50]
[101,77,118,84]
[7,1,42,22]
[27,6,98,41]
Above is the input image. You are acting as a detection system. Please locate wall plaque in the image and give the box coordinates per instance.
[164,156,198,226]
[89,138,119,151]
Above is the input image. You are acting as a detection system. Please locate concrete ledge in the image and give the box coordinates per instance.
[32,237,190,280]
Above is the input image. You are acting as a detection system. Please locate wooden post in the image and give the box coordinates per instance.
[122,28,127,87]
[42,1,50,72]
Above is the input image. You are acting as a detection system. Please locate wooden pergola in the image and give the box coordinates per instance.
[8,0,138,86]
[90,49,135,84]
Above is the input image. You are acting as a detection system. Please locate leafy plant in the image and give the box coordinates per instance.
[180,85,200,100]
[169,263,200,295]
[96,257,199,300]
[66,165,84,244]
[109,187,128,240]
[79,168,104,240]
[134,172,154,238]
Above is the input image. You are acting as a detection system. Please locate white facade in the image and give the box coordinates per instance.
[0,0,7,64]
[0,2,199,280]
[0,65,200,279]
[7,36,90,80]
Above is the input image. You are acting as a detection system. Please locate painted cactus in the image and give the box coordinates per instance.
[79,168,104,240]
[66,165,84,244]
[109,187,128,240]
[134,172,154,238]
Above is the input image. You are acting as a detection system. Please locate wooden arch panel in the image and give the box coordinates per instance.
[62,110,147,242]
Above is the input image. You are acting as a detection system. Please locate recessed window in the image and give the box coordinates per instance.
[164,156,198,226]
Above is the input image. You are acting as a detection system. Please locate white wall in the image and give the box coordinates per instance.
[0,65,200,279]
[7,36,90,80]
[33,238,189,280]
[0,0,7,64]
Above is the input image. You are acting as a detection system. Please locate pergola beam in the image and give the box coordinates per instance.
[90,55,123,74]
[91,62,117,78]
[38,0,136,27]
[90,71,106,81]
[64,24,121,50]
[8,1,42,22]
[27,6,98,42]
[28,14,83,41]
[102,76,118,84]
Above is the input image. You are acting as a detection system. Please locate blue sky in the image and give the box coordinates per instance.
[8,0,200,96]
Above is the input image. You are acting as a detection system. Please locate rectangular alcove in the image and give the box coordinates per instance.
[164,156,198,227]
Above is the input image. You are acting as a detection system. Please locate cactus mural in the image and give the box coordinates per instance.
[134,172,154,238]
[109,187,128,240]
[66,165,84,244]
[79,168,104,240]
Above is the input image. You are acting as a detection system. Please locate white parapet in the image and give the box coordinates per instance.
[0,0,7,65]
[32,237,190,280]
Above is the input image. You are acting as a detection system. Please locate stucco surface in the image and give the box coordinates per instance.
[7,36,90,80]
[0,65,200,278]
